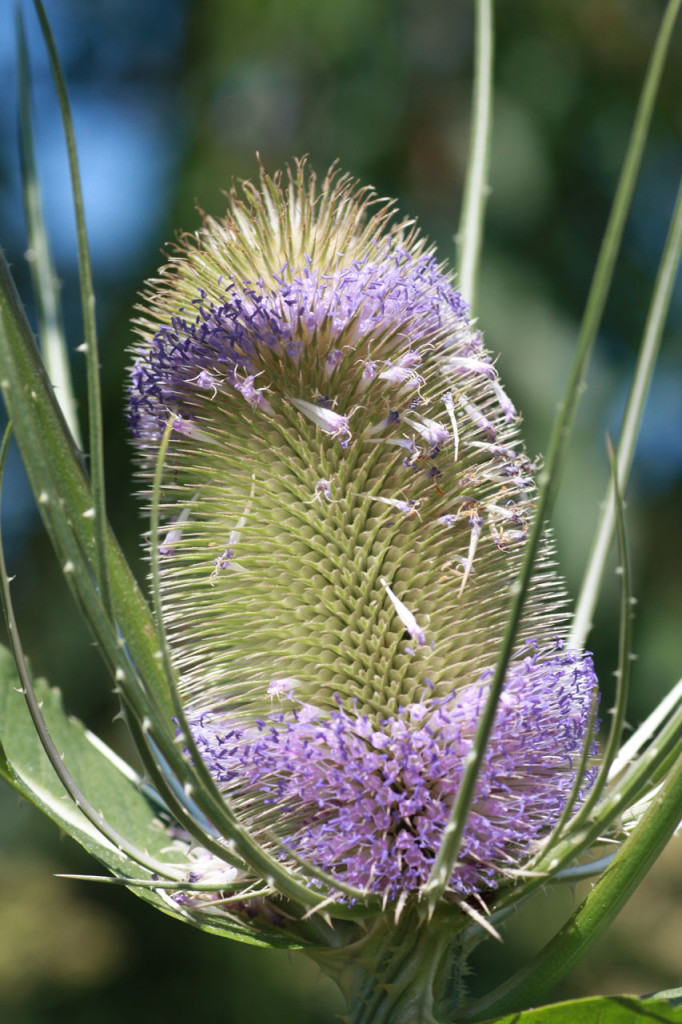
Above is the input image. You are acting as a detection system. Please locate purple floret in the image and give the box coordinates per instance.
[189,647,598,901]
[128,242,468,439]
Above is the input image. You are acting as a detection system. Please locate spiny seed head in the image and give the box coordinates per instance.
[130,161,597,902]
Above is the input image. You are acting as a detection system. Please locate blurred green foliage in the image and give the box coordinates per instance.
[0,0,680,1020]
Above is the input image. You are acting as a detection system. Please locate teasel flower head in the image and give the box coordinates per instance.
[127,161,598,911]
[5,0,682,1015]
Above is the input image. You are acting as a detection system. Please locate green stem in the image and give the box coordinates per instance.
[456,0,494,314]
[305,907,467,1024]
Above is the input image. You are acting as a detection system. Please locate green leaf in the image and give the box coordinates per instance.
[0,644,301,949]
[480,994,682,1023]
[0,644,180,875]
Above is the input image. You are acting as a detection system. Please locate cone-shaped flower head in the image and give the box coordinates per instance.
[130,162,597,903]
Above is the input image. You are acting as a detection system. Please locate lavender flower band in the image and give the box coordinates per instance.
[191,645,597,898]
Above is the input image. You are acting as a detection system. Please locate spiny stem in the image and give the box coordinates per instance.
[570,169,682,649]
[33,0,110,615]
[16,12,81,447]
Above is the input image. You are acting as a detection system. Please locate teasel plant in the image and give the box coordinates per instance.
[1,1,682,1021]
